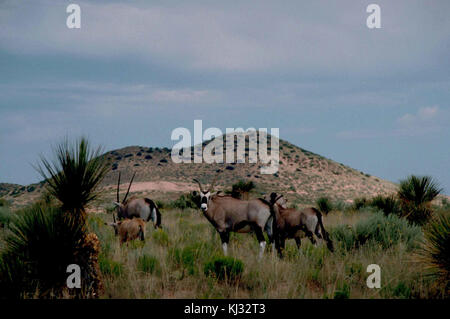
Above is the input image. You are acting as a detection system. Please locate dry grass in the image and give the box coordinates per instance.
[88,208,434,299]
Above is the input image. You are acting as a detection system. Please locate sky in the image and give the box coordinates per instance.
[0,0,449,194]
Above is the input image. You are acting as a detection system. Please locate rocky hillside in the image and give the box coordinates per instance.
[1,133,399,208]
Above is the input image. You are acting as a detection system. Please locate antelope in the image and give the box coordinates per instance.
[113,172,162,229]
[193,173,275,259]
[106,217,147,244]
[266,192,334,257]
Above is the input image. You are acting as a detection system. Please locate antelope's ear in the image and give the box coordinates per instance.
[192,191,198,197]
[113,202,121,207]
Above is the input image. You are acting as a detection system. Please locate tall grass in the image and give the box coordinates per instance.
[91,207,434,299]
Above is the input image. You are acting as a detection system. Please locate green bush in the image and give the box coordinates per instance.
[0,206,12,228]
[353,197,368,210]
[331,212,422,252]
[316,197,333,215]
[137,254,160,274]
[0,198,8,207]
[0,204,88,298]
[204,256,244,282]
[370,195,401,216]
[334,282,350,299]
[170,244,201,275]
[171,193,199,210]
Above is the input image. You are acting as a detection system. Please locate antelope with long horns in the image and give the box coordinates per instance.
[113,172,162,229]
[193,172,275,259]
[266,192,334,258]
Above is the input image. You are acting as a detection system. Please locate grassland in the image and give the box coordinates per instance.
[87,206,441,299]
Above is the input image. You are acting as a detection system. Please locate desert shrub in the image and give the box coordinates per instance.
[370,195,401,216]
[353,197,368,210]
[171,193,198,210]
[397,175,442,225]
[204,256,244,282]
[0,198,8,207]
[0,206,12,228]
[137,254,160,274]
[0,204,91,298]
[415,213,450,295]
[99,256,124,278]
[229,180,256,199]
[316,197,333,215]
[331,212,422,252]
[334,282,350,299]
[170,244,202,275]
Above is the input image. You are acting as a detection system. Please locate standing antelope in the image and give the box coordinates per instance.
[106,217,147,244]
[193,173,275,259]
[113,172,162,229]
[266,192,334,258]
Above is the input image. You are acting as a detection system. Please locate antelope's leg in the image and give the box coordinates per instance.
[254,227,266,259]
[305,229,317,246]
[219,231,230,256]
[295,237,302,251]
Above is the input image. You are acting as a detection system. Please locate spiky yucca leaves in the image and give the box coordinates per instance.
[36,137,109,221]
[415,213,450,297]
[0,204,88,298]
[398,176,442,225]
[317,197,333,215]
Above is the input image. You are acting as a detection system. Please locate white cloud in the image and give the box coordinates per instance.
[397,106,439,127]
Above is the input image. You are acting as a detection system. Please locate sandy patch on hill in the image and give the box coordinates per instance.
[108,181,194,193]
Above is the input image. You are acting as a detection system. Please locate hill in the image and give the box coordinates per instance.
[0,133,399,208]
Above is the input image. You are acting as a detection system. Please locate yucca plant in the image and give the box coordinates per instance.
[0,204,87,298]
[35,137,109,223]
[316,197,333,215]
[415,213,450,297]
[398,175,442,225]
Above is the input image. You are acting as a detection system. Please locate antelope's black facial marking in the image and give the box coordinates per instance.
[200,191,211,212]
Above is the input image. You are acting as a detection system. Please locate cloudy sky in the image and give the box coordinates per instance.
[0,0,449,193]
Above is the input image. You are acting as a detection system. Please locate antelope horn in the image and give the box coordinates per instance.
[116,172,121,202]
[122,172,136,203]
[208,170,221,193]
[193,179,204,193]
[113,211,116,223]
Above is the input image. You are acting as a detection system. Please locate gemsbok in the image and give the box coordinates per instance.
[193,173,275,259]
[113,172,162,229]
[106,217,147,244]
[266,192,334,257]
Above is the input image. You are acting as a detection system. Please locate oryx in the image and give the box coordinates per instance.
[266,192,334,258]
[193,173,275,259]
[113,172,162,229]
[106,217,147,244]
